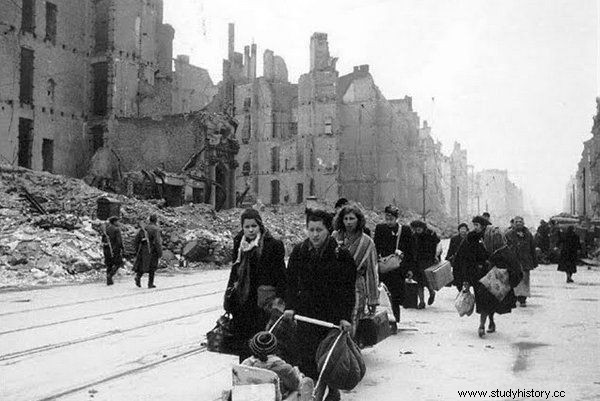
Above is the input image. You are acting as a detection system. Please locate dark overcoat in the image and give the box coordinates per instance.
[412,229,440,284]
[103,223,123,266]
[285,236,356,379]
[133,223,163,273]
[226,231,287,360]
[373,223,413,303]
[557,231,581,274]
[505,228,538,270]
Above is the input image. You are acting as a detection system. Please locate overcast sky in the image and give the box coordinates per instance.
[164,0,599,217]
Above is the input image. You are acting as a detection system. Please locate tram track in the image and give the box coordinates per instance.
[35,344,209,401]
[0,304,221,363]
[0,277,226,317]
[0,289,224,336]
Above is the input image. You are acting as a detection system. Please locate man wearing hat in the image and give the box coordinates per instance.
[102,216,123,286]
[133,214,163,288]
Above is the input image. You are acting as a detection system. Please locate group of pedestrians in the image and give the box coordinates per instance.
[101,214,163,288]
[222,201,446,400]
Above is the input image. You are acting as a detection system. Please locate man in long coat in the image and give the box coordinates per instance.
[134,214,163,288]
[103,216,123,286]
[505,216,537,307]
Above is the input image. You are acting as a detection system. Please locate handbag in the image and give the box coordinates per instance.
[257,284,277,309]
[206,313,237,355]
[378,225,403,274]
[454,285,475,317]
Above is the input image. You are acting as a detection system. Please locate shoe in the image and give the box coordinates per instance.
[519,301,527,307]
[135,277,141,288]
[478,327,485,338]
[417,302,426,309]
[107,279,113,286]
[427,292,436,306]
[567,277,574,283]
[148,284,156,289]
[487,322,496,333]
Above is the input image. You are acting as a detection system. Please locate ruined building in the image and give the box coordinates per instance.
[0,0,217,179]
[209,25,478,215]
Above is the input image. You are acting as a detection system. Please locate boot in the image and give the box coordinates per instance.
[148,271,156,288]
[134,274,141,288]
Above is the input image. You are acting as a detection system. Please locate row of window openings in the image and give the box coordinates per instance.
[17,118,53,173]
[21,0,57,44]
[270,181,315,205]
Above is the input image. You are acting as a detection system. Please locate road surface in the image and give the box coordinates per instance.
[1,265,599,401]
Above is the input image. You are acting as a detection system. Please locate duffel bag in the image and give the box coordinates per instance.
[315,330,366,391]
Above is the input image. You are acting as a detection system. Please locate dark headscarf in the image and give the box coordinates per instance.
[384,205,399,218]
[410,220,427,230]
[472,215,491,227]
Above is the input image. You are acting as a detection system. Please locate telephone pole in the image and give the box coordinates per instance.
[457,186,460,224]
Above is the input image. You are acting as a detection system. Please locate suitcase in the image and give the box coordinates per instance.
[356,310,391,347]
[424,260,454,291]
[402,279,419,309]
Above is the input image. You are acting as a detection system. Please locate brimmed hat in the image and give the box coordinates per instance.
[410,220,427,230]
[249,331,278,357]
[472,215,491,227]
[108,216,120,223]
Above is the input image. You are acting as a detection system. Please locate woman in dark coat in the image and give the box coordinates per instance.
[447,223,469,290]
[224,208,287,363]
[557,226,581,283]
[455,216,520,338]
[409,220,441,308]
[374,205,414,322]
[284,209,356,401]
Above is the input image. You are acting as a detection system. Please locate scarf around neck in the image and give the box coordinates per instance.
[234,232,263,306]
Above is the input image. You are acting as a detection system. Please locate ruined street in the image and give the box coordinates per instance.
[1,263,598,401]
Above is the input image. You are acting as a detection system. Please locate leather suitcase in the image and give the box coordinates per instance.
[402,279,419,309]
[424,260,454,291]
[356,310,391,347]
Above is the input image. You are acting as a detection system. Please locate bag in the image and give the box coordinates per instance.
[206,313,237,355]
[402,279,419,309]
[315,330,366,391]
[377,283,396,323]
[223,286,238,313]
[257,285,277,309]
[378,226,403,274]
[454,286,475,317]
[356,310,391,347]
[424,260,454,291]
[479,266,511,301]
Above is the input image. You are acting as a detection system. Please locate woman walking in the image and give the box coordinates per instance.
[332,203,380,336]
[557,226,581,283]
[224,208,287,363]
[505,216,537,307]
[455,216,520,338]
[373,205,414,322]
[409,220,440,308]
[285,209,356,401]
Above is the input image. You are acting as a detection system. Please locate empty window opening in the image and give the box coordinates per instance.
[18,118,34,169]
[93,0,109,53]
[270,146,280,173]
[296,145,304,171]
[45,2,57,44]
[90,125,104,153]
[271,114,277,139]
[21,0,35,34]
[19,47,34,104]
[270,180,280,205]
[309,178,315,196]
[92,62,108,116]
[296,183,304,204]
[242,161,251,176]
[42,138,54,173]
[241,114,251,144]
[47,79,56,102]
[290,122,298,137]
[324,117,332,135]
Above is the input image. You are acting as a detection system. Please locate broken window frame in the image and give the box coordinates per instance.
[271,146,280,173]
[242,161,251,176]
[270,180,280,205]
[92,62,108,116]
[47,78,56,102]
[45,2,57,45]
[42,138,54,173]
[296,183,304,204]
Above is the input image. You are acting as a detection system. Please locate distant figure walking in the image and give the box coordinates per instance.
[102,216,123,286]
[133,214,163,288]
[410,220,440,308]
[557,226,581,283]
[535,220,550,262]
[505,216,538,307]
[447,223,468,290]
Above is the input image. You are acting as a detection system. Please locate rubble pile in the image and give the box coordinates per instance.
[0,164,458,289]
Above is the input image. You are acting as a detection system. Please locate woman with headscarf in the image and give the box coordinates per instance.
[373,205,414,322]
[455,216,520,337]
[224,208,287,362]
[557,226,581,283]
[447,223,469,291]
[332,203,380,336]
[284,209,355,401]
